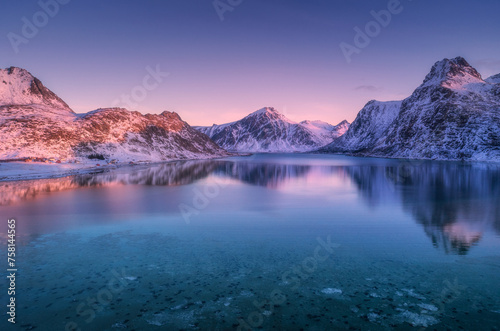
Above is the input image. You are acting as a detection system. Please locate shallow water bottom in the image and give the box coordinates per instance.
[13,217,500,331]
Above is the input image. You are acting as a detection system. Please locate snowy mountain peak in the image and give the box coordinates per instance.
[253,106,278,114]
[422,57,483,89]
[249,106,280,116]
[160,110,183,121]
[320,100,401,153]
[195,107,349,152]
[5,66,30,77]
[321,56,500,162]
[486,73,500,84]
[0,68,228,161]
[333,120,351,135]
[245,106,295,124]
[0,66,72,112]
[300,119,347,132]
[336,119,350,126]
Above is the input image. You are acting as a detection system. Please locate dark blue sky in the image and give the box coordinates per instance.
[1,0,499,125]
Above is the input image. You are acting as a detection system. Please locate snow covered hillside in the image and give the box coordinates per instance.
[195,107,349,152]
[0,67,228,162]
[321,57,500,161]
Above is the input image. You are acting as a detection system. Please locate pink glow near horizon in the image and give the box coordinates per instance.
[3,1,499,127]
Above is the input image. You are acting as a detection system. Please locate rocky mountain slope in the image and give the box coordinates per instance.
[0,67,228,162]
[325,100,402,153]
[321,57,500,161]
[195,107,349,152]
[0,67,71,111]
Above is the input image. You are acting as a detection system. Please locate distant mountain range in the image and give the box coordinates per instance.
[320,57,500,161]
[1,56,499,163]
[0,67,228,162]
[194,107,349,152]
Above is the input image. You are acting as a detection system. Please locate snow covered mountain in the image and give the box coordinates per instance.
[195,107,349,152]
[324,100,402,153]
[0,67,72,111]
[486,73,500,84]
[0,67,228,162]
[300,119,350,145]
[321,57,500,161]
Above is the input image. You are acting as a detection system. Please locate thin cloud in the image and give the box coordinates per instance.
[354,85,382,92]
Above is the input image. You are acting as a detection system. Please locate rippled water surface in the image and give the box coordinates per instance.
[1,154,500,330]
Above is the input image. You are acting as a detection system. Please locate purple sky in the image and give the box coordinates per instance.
[1,0,500,126]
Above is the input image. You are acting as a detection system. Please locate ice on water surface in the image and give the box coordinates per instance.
[321,288,343,295]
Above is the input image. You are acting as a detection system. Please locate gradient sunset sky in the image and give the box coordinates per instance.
[1,0,500,126]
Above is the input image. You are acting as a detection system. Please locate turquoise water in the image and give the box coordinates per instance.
[1,154,500,330]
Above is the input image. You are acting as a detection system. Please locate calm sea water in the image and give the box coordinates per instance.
[1,154,499,330]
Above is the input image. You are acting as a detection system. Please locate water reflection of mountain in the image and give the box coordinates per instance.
[0,161,220,206]
[343,162,500,255]
[2,159,499,254]
[215,162,311,188]
[74,161,219,186]
[0,161,314,205]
